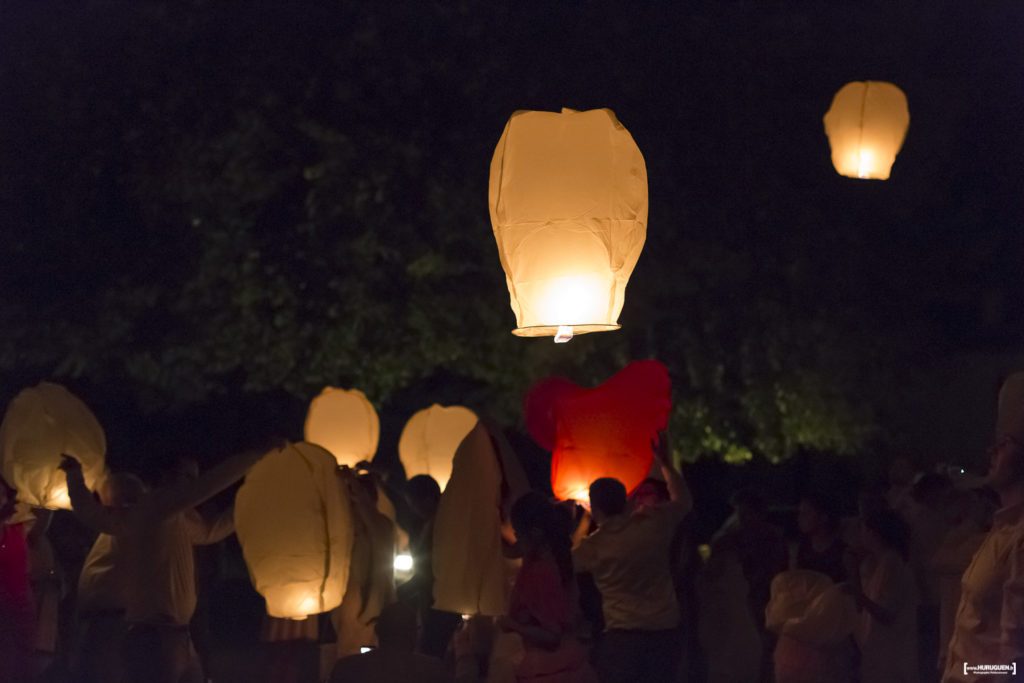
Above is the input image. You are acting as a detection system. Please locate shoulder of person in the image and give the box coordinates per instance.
[650,500,689,522]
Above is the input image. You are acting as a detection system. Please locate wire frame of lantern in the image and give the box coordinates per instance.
[489,108,648,343]
[823,81,909,180]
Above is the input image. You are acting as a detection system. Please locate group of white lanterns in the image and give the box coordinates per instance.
[0,382,480,621]
[0,80,911,622]
[237,387,479,619]
[490,81,909,342]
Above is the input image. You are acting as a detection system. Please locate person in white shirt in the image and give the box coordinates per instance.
[73,472,146,683]
[61,443,268,683]
[571,433,692,683]
[943,372,1024,682]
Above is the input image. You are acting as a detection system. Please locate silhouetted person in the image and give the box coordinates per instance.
[571,433,692,683]
[333,469,397,657]
[496,492,595,682]
[329,601,450,683]
[0,477,35,682]
[943,372,1024,681]
[61,444,267,683]
[847,508,918,683]
[905,473,953,683]
[393,472,469,659]
[72,472,146,683]
[713,486,788,680]
[795,492,848,583]
[930,488,994,680]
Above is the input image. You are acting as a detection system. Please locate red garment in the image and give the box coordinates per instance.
[0,523,36,681]
[508,554,595,683]
[509,554,573,635]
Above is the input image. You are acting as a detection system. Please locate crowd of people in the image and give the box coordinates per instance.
[2,373,1024,683]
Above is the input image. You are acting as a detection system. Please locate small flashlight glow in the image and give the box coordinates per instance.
[360,647,372,654]
[394,554,414,572]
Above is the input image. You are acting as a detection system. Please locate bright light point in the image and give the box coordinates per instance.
[537,273,610,330]
[461,613,471,622]
[50,485,71,510]
[554,326,574,343]
[360,647,372,654]
[394,554,413,572]
[856,149,874,178]
[296,595,319,616]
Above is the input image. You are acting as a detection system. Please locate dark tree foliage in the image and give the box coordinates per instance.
[0,0,1021,464]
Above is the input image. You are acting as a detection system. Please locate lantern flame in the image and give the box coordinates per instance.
[567,486,590,506]
[555,326,574,344]
[538,274,610,333]
[856,149,874,179]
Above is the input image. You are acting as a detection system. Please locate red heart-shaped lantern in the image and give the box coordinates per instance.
[524,360,671,502]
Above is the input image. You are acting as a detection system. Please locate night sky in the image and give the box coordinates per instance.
[1,1,1022,473]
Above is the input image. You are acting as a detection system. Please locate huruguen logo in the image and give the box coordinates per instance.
[964,662,1017,676]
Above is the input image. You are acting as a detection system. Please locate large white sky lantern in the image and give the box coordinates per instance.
[823,81,909,180]
[489,108,648,343]
[235,441,353,619]
[303,387,379,468]
[0,382,106,509]
[398,404,478,491]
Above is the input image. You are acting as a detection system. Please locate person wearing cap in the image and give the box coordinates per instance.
[942,372,1024,682]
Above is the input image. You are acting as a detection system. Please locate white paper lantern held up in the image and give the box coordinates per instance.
[304,387,379,468]
[489,108,648,343]
[398,404,478,491]
[823,81,909,180]
[0,382,106,509]
[235,441,353,619]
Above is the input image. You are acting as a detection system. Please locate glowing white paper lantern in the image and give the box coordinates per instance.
[304,387,379,467]
[489,108,648,342]
[398,404,477,491]
[235,441,353,619]
[823,81,909,180]
[0,382,106,509]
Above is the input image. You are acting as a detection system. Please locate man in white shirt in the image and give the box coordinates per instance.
[62,444,268,683]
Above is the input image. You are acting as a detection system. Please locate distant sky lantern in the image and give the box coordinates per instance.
[489,108,648,343]
[235,441,353,619]
[0,382,106,510]
[398,404,478,491]
[525,360,671,502]
[304,387,379,468]
[823,81,909,180]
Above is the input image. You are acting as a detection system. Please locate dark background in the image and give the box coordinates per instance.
[1,0,1022,483]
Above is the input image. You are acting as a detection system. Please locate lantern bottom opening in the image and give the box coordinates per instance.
[511,324,621,338]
